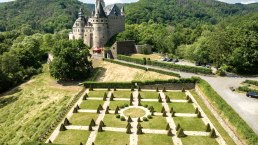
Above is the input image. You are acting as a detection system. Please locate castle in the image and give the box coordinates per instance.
[69,0,125,48]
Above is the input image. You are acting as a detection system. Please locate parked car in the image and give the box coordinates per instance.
[246,92,258,98]
[172,58,179,63]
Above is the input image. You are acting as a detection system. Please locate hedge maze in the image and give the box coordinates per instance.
[48,88,227,145]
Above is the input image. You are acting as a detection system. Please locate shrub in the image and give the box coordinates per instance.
[177,128,185,138]
[244,80,258,86]
[116,114,120,118]
[147,115,152,119]
[120,116,126,121]
[124,104,129,107]
[119,105,125,109]
[209,129,217,138]
[117,55,146,65]
[143,117,148,121]
[147,59,212,74]
[143,104,148,108]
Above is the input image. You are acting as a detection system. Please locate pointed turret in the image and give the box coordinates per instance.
[121,6,125,16]
[95,0,107,18]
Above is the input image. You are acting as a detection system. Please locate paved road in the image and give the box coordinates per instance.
[116,60,258,134]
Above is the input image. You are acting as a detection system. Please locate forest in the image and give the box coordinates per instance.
[0,0,258,93]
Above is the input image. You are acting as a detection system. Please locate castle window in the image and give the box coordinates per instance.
[76,23,79,26]
[96,20,98,22]
[78,29,79,32]
[101,20,103,22]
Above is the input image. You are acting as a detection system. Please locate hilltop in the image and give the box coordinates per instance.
[0,0,94,33]
[125,0,258,27]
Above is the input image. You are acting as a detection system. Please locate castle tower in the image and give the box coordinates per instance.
[96,0,105,8]
[71,8,86,39]
[91,0,108,48]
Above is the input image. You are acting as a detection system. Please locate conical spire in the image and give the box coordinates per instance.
[121,6,125,16]
[95,0,107,18]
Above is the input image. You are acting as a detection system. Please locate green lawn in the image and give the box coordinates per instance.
[54,130,90,145]
[167,102,195,113]
[190,90,236,145]
[141,116,167,130]
[140,91,159,99]
[173,117,206,131]
[69,113,99,126]
[94,131,129,145]
[138,134,173,145]
[80,100,104,110]
[113,91,132,98]
[88,90,107,98]
[109,100,129,110]
[165,92,186,100]
[141,102,163,112]
[181,136,218,145]
[103,114,128,128]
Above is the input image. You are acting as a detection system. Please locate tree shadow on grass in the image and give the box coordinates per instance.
[0,95,18,109]
[56,67,107,86]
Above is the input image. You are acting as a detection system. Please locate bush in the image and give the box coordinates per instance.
[117,55,146,65]
[143,117,148,121]
[119,105,125,109]
[146,59,212,74]
[143,104,148,108]
[196,77,258,144]
[120,116,126,121]
[124,104,129,107]
[244,80,258,86]
[147,115,152,119]
[238,86,258,93]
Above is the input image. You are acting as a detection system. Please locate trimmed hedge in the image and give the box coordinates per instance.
[83,78,197,89]
[196,77,258,145]
[146,60,212,74]
[238,86,258,93]
[117,55,146,65]
[244,80,258,86]
[103,58,181,78]
[117,55,212,74]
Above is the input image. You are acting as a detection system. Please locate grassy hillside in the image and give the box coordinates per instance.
[0,64,82,144]
[0,0,94,33]
[125,0,258,27]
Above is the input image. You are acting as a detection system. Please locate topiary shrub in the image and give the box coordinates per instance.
[144,104,148,108]
[114,87,117,91]
[138,86,141,91]
[206,123,211,132]
[209,129,217,138]
[116,114,120,118]
[128,116,133,122]
[143,117,148,121]
[156,87,159,92]
[147,115,152,119]
[197,111,202,118]
[124,104,129,107]
[108,87,111,91]
[137,117,141,122]
[115,106,119,114]
[182,88,185,92]
[176,123,181,131]
[59,124,66,131]
[163,87,166,92]
[119,105,125,109]
[131,87,134,91]
[120,116,126,121]
[89,86,93,91]
[177,128,185,138]
[167,128,173,136]
[195,108,199,114]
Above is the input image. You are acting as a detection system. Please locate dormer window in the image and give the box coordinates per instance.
[76,23,79,26]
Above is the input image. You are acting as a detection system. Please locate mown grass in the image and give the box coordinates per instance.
[0,64,81,144]
[95,131,130,145]
[113,91,132,98]
[140,91,159,99]
[165,92,186,100]
[103,114,127,128]
[141,116,167,130]
[54,130,90,145]
[138,134,173,145]
[109,100,129,110]
[123,108,146,118]
[167,102,195,113]
[88,90,107,98]
[69,113,99,126]
[141,101,163,112]
[190,90,236,145]
[181,136,218,145]
[79,100,104,110]
[173,117,206,131]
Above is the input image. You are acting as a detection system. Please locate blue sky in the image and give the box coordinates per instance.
[0,0,257,5]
